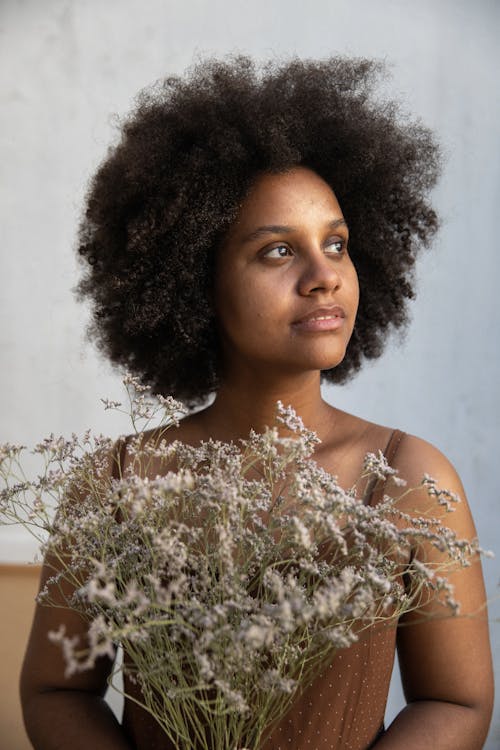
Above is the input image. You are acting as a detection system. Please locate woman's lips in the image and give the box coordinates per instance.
[291,305,346,333]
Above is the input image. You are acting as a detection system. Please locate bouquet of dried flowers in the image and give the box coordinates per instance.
[0,376,482,750]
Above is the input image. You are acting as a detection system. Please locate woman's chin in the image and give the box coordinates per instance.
[304,350,348,374]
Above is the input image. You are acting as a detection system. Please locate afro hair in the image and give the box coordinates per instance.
[76,54,440,406]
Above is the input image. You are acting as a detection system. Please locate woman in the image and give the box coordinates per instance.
[20,55,493,749]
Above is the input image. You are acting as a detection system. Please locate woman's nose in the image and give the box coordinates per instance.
[297,251,341,296]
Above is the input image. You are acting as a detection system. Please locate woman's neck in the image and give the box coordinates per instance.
[197,370,336,443]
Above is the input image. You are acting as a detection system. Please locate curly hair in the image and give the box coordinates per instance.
[76,54,440,406]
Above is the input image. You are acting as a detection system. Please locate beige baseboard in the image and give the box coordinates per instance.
[0,564,42,750]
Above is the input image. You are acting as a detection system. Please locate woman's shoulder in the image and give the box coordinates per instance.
[380,430,478,536]
[388,430,464,492]
[325,408,467,506]
[333,407,462,483]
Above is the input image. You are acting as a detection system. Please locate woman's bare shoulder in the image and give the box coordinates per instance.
[384,431,480,541]
[321,409,468,510]
[390,431,464,490]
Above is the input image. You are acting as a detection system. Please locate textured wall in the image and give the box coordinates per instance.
[1,0,498,745]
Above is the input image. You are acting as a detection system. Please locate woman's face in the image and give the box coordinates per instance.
[214,166,359,381]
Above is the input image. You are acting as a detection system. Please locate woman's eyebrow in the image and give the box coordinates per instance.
[241,218,348,244]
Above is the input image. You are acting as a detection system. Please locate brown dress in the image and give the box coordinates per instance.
[121,430,405,750]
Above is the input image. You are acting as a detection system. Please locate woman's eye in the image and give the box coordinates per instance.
[325,239,345,255]
[263,245,293,259]
[262,239,346,259]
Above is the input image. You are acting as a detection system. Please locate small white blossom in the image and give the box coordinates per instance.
[363,450,400,480]
[260,669,297,694]
[291,516,313,550]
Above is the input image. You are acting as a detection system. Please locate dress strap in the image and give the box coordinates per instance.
[365,429,406,507]
[383,428,405,466]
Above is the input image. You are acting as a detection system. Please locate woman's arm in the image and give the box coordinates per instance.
[20,560,134,750]
[373,435,494,749]
[20,436,134,750]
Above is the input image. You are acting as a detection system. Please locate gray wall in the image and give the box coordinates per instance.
[1,0,498,746]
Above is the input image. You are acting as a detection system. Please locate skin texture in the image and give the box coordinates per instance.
[21,168,494,749]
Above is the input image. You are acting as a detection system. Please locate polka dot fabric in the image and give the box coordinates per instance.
[261,622,396,749]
